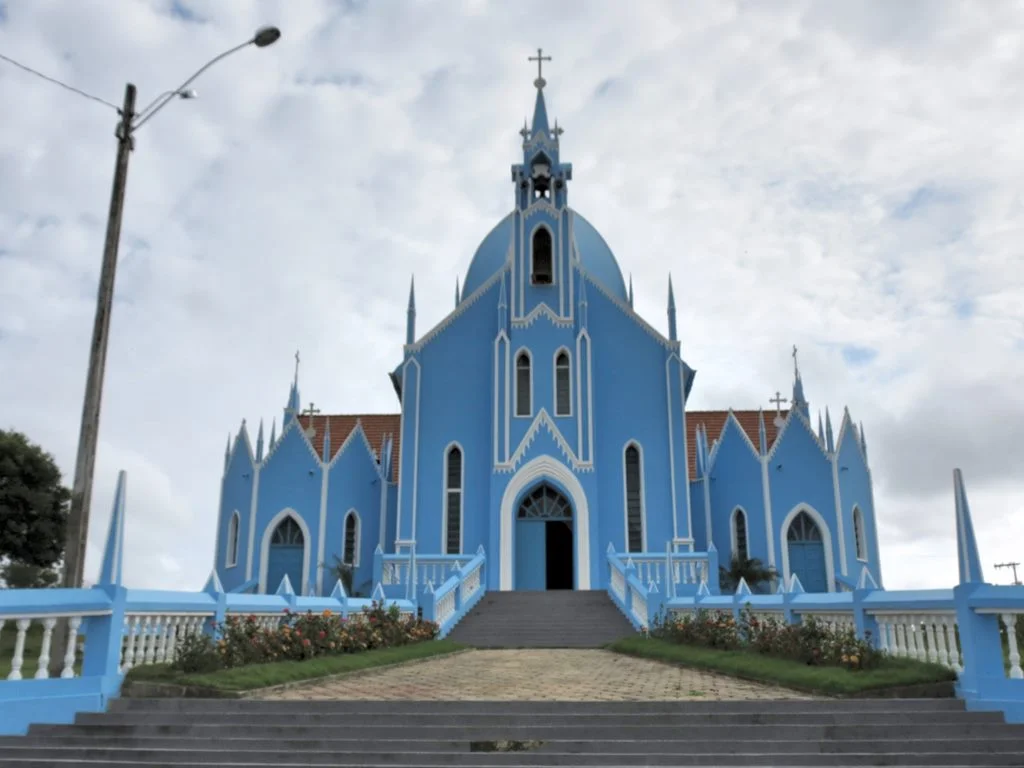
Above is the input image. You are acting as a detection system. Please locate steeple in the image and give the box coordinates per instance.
[284,350,301,426]
[824,407,835,453]
[269,417,277,452]
[667,275,677,342]
[758,408,768,455]
[223,434,231,472]
[255,419,265,463]
[791,344,809,418]
[406,276,416,346]
[859,421,868,459]
[817,411,825,443]
[628,274,634,308]
[953,468,984,584]
[529,47,552,136]
[98,470,128,586]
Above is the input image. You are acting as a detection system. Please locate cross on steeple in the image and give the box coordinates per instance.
[792,344,800,378]
[302,402,321,419]
[293,349,300,384]
[528,48,552,87]
[769,391,788,418]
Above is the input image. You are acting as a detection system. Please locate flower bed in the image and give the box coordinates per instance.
[173,601,439,674]
[651,605,881,671]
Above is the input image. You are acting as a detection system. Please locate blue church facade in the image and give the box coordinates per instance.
[212,74,883,598]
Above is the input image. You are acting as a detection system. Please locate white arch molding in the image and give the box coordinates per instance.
[500,454,590,590]
[259,508,312,595]
[779,503,836,593]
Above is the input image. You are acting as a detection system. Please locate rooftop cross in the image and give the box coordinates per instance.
[528,47,552,88]
[302,402,321,419]
[769,391,788,418]
[293,349,300,384]
[792,344,800,378]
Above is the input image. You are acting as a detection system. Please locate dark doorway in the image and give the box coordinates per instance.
[545,520,574,589]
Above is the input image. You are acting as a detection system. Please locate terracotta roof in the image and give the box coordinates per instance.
[296,414,401,481]
[297,409,785,484]
[686,410,788,478]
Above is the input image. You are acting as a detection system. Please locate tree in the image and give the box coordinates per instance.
[1,559,62,589]
[321,555,355,596]
[719,555,777,595]
[0,430,70,567]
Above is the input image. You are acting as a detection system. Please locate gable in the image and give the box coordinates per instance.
[296,413,401,481]
[687,410,788,478]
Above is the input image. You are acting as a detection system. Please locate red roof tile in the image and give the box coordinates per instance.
[296,414,401,481]
[299,409,784,484]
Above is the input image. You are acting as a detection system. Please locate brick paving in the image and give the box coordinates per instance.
[261,649,814,701]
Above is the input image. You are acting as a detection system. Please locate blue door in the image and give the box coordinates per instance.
[515,520,547,590]
[266,517,304,594]
[787,511,828,593]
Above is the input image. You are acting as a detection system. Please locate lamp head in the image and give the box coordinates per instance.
[253,26,281,47]
[177,89,198,100]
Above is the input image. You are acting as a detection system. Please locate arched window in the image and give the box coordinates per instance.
[853,506,867,561]
[343,511,359,566]
[226,511,240,568]
[445,445,463,554]
[624,444,643,552]
[554,350,571,416]
[531,228,553,284]
[732,508,749,562]
[515,352,532,416]
[271,517,304,545]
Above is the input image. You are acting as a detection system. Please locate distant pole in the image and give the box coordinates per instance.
[994,562,1022,586]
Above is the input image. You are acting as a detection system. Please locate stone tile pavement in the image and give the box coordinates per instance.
[260,649,814,701]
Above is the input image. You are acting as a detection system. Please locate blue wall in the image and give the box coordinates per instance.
[707,417,765,565]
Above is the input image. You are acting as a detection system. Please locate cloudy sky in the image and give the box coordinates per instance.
[0,0,1021,592]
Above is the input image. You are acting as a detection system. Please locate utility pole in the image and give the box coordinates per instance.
[994,562,1022,586]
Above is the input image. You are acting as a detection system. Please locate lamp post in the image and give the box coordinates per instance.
[52,25,281,672]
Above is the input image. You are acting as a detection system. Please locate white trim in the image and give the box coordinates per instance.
[553,347,572,417]
[244,463,261,581]
[664,357,679,542]
[622,440,647,553]
[258,508,312,595]
[831,454,848,576]
[514,347,533,418]
[499,455,590,590]
[679,364,692,542]
[212,471,227,573]
[760,456,776,567]
[504,337,511,459]
[441,441,465,555]
[853,505,868,562]
[225,510,241,568]
[378,468,388,552]
[343,508,361,567]
[493,332,508,465]
[316,460,329,595]
[779,504,835,594]
[730,506,750,562]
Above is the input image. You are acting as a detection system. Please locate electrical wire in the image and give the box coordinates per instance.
[0,51,120,111]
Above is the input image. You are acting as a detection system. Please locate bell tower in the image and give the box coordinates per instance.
[510,50,574,320]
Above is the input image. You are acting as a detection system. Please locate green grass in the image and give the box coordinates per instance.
[608,636,957,696]
[124,640,464,693]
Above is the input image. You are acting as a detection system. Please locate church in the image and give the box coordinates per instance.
[211,65,883,600]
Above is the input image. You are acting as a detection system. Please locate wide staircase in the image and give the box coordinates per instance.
[0,698,1022,765]
[446,589,636,648]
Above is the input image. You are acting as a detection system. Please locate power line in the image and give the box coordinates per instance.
[994,562,1021,586]
[0,51,120,112]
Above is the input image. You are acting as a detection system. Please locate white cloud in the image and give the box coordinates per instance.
[0,0,1021,591]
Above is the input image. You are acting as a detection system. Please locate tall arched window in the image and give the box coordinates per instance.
[531,227,553,284]
[445,445,463,554]
[226,511,240,568]
[515,352,532,416]
[554,350,571,416]
[343,511,359,566]
[732,508,749,562]
[853,506,867,561]
[624,444,643,552]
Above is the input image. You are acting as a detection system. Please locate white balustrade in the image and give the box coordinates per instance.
[610,568,626,601]
[803,612,856,635]
[1001,612,1023,680]
[1,615,91,680]
[119,613,212,671]
[462,564,482,602]
[629,585,648,629]
[436,589,456,627]
[871,612,961,671]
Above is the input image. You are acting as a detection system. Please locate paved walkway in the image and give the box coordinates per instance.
[260,649,813,701]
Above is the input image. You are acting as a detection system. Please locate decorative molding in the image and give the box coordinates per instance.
[406,267,507,354]
[766,407,831,463]
[511,302,574,328]
[524,199,558,219]
[258,508,312,595]
[760,455,776,568]
[577,268,676,350]
[705,409,762,477]
[664,355,680,541]
[778,503,836,594]
[500,407,592,473]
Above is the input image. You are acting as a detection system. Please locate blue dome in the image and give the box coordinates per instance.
[461,210,628,303]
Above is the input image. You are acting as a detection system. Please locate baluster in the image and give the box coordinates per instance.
[904,617,920,660]
[924,619,939,664]
[941,616,961,672]
[1003,613,1023,679]
[61,616,82,679]
[33,617,57,679]
[933,616,950,668]
[895,619,907,658]
[875,617,889,653]
[153,616,168,664]
[8,619,30,680]
[124,616,141,671]
[166,617,181,663]
[142,616,156,665]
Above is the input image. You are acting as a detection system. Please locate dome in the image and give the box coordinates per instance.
[461,210,628,303]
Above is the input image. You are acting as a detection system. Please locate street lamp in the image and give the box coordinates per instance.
[53,26,281,670]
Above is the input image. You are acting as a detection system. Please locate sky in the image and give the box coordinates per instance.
[0,0,1022,592]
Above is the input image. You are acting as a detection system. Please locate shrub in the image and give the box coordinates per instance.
[649,604,882,671]
[171,631,221,674]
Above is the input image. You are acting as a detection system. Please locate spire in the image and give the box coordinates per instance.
[98,470,128,586]
[791,344,808,417]
[322,418,332,463]
[578,274,588,328]
[628,274,634,308]
[455,277,461,307]
[859,421,868,459]
[824,407,835,453]
[758,408,767,455]
[224,434,231,472]
[817,411,825,443]
[406,276,416,346]
[498,270,508,331]
[667,274,677,342]
[528,48,552,136]
[953,468,985,584]
[255,419,265,463]
[285,351,301,426]
[269,417,277,452]
[695,424,706,477]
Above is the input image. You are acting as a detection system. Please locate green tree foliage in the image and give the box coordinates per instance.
[321,554,355,596]
[0,430,70,567]
[0,560,62,589]
[719,555,777,595]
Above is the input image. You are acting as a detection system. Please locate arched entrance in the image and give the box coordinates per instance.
[266,516,305,594]
[514,484,574,590]
[786,510,828,593]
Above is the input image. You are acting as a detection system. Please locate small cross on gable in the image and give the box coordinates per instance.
[528,47,552,87]
[769,391,788,429]
[301,402,321,419]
